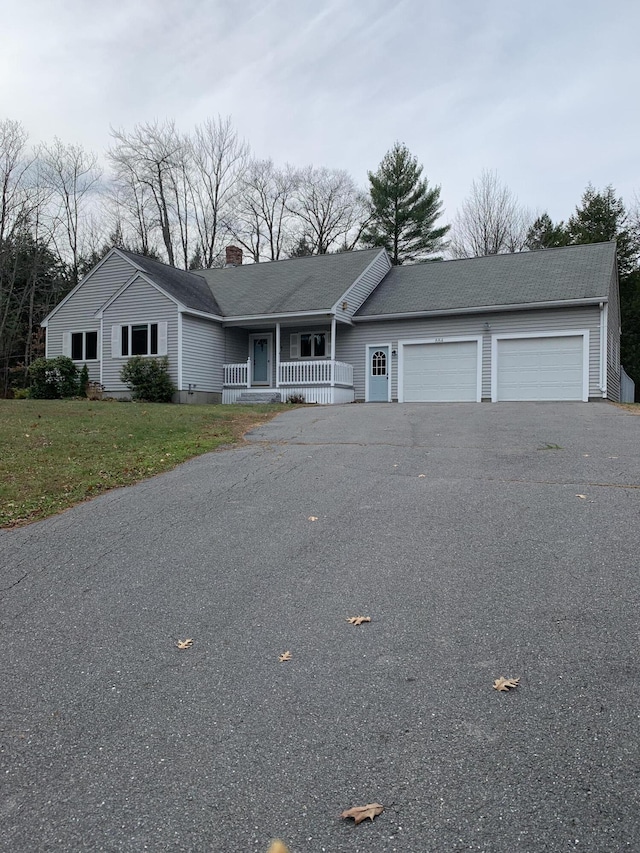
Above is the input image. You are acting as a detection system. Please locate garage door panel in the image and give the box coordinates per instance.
[402,341,478,402]
[496,336,584,401]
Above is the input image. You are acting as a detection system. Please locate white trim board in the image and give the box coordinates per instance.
[490,330,590,402]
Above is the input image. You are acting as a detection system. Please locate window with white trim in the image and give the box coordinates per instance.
[65,330,98,361]
[122,323,158,356]
[290,331,330,359]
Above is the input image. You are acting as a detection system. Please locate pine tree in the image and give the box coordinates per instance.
[525,213,568,250]
[363,143,449,265]
[288,236,314,258]
[566,184,639,392]
[567,184,635,274]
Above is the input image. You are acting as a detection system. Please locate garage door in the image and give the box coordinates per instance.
[401,341,479,402]
[496,336,585,401]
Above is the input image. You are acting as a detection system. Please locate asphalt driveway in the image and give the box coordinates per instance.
[1,402,639,852]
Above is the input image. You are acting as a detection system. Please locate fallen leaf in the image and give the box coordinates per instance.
[576,494,587,500]
[418,474,426,478]
[347,616,371,626]
[279,650,292,662]
[340,803,384,825]
[493,676,520,692]
[266,841,290,853]
[308,516,318,521]
[176,638,193,650]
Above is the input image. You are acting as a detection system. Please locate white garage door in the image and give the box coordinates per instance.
[401,341,479,402]
[496,336,585,401]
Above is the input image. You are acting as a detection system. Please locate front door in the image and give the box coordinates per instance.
[250,334,271,386]
[367,345,390,401]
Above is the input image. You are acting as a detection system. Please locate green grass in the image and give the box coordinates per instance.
[0,399,286,528]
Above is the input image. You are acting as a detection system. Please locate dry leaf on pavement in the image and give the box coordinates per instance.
[493,676,520,691]
[279,651,292,662]
[576,494,587,500]
[340,803,384,824]
[266,841,290,853]
[347,616,371,626]
[176,638,193,650]
[308,516,318,521]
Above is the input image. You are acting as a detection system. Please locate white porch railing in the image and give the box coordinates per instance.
[278,360,353,386]
[224,360,250,386]
[223,359,354,389]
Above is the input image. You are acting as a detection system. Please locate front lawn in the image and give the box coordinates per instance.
[0,400,286,528]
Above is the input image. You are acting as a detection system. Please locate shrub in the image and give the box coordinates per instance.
[29,356,79,399]
[78,364,90,397]
[86,381,104,400]
[287,392,306,404]
[120,356,176,402]
[13,388,30,399]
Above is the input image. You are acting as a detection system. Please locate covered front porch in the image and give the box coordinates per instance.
[222,318,355,404]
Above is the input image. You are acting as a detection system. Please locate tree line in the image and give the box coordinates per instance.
[1,116,638,395]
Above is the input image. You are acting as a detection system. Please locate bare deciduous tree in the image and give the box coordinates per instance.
[187,116,249,268]
[108,120,185,266]
[289,166,368,255]
[107,117,248,269]
[0,119,36,244]
[230,159,299,262]
[450,170,531,258]
[40,138,101,284]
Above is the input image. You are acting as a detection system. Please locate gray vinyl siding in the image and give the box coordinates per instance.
[181,314,225,392]
[102,277,178,392]
[333,250,391,322]
[45,253,136,382]
[607,267,621,401]
[340,306,602,401]
[224,328,249,364]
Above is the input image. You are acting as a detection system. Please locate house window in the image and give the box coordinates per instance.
[372,350,387,375]
[121,323,159,357]
[70,331,98,361]
[292,332,329,359]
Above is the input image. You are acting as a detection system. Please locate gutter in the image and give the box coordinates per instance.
[222,309,341,326]
[353,297,607,322]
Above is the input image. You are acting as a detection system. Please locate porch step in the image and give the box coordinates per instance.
[235,391,282,404]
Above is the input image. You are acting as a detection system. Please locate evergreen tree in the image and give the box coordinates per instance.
[288,236,314,258]
[363,142,449,265]
[525,213,568,250]
[565,184,640,393]
[567,184,636,275]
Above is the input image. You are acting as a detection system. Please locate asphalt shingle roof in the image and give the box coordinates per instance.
[195,248,383,316]
[119,250,223,315]
[355,242,617,317]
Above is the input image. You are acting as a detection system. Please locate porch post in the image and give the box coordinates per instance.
[246,356,251,388]
[275,322,281,389]
[330,315,337,387]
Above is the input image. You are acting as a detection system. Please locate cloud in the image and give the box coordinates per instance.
[2,0,639,222]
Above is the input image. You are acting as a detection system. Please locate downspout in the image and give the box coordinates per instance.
[99,316,103,387]
[599,302,608,398]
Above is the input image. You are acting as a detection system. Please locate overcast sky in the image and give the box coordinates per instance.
[3,0,639,224]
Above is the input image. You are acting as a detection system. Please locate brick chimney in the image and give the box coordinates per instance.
[225,245,243,267]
